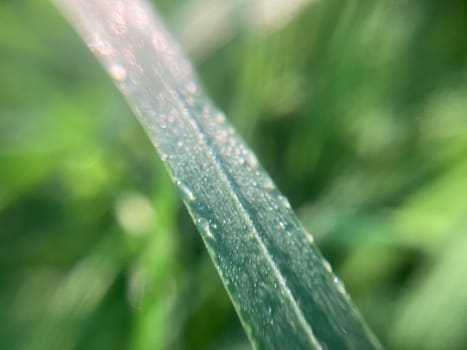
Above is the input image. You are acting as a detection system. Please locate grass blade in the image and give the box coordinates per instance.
[53,0,381,348]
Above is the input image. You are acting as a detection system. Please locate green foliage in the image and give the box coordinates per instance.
[53,1,380,348]
[0,0,466,349]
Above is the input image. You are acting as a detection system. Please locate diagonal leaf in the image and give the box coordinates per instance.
[53,0,381,348]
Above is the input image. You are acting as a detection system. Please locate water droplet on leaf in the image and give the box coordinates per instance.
[323,260,332,273]
[198,217,215,239]
[278,194,291,209]
[110,63,127,82]
[88,36,113,56]
[306,233,314,243]
[176,180,195,202]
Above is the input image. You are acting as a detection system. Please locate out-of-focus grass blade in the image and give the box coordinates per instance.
[52,1,381,348]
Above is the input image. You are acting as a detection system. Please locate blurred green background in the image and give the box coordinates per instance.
[1,0,466,349]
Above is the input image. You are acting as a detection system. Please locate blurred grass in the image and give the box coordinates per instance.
[0,0,466,349]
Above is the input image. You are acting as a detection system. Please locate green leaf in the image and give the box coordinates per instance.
[53,1,381,348]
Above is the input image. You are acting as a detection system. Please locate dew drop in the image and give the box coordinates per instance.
[88,36,113,56]
[306,233,314,243]
[176,180,195,202]
[215,112,226,124]
[334,276,346,294]
[245,151,258,168]
[267,306,274,324]
[158,114,168,129]
[110,63,127,82]
[198,217,215,239]
[323,260,332,273]
[278,194,291,209]
[263,178,275,191]
[279,221,286,229]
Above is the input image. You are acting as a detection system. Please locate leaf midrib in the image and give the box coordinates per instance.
[155,77,322,348]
